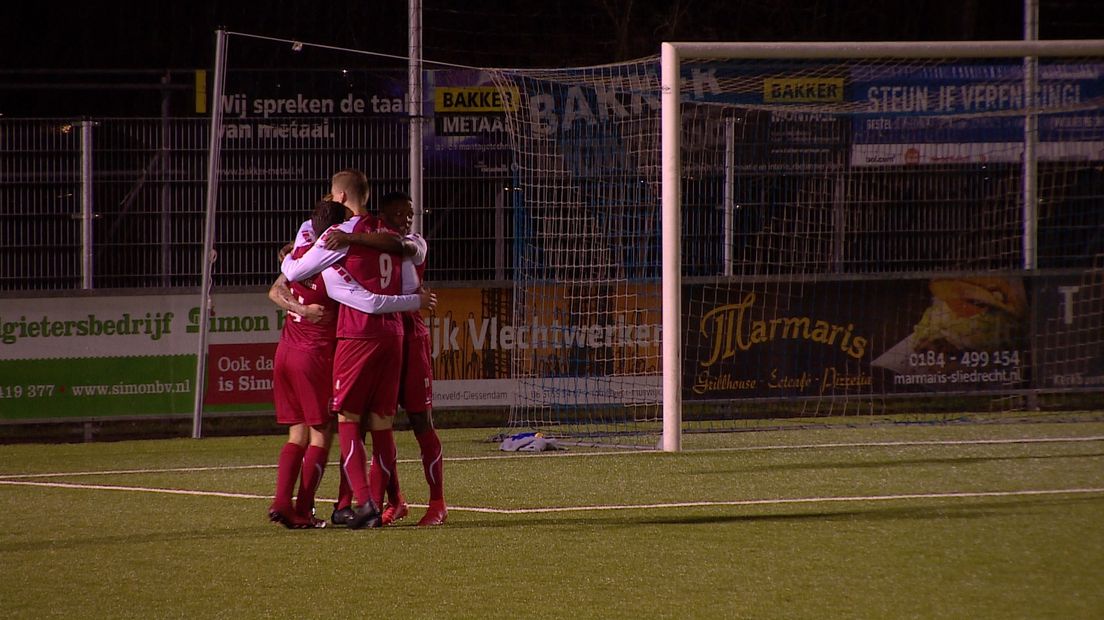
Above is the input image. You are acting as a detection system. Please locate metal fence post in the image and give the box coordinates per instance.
[193,29,229,439]
[80,120,94,289]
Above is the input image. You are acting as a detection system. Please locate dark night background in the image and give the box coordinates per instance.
[4,0,1104,68]
[1,1,1102,117]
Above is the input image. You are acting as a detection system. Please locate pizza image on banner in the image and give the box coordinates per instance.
[872,276,1029,389]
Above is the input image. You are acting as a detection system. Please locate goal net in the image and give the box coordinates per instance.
[487,59,665,445]
[488,41,1104,448]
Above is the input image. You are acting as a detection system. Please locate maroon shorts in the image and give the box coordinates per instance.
[273,341,334,427]
[399,331,433,413]
[332,336,402,417]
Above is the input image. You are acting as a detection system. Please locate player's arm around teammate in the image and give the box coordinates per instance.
[266,200,348,529]
[322,195,445,525]
[268,275,325,324]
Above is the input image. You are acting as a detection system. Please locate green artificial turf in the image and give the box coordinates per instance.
[1,422,1102,619]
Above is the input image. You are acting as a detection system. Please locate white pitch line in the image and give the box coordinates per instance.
[0,479,272,500]
[464,487,1104,514]
[1,434,1102,480]
[0,479,415,507]
[449,435,1104,461]
[709,435,1104,454]
[0,464,277,479]
[0,478,1101,515]
[0,479,435,509]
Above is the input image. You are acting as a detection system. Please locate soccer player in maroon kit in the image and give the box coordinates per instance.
[381,193,447,526]
[326,193,447,527]
[399,234,448,526]
[283,175,435,529]
[333,204,414,528]
[266,199,347,528]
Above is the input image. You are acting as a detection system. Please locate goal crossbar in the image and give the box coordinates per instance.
[665,40,1104,60]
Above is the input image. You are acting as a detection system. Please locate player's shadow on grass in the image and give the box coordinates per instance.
[635,495,1103,526]
[3,497,1099,548]
[438,495,1103,529]
[0,525,311,554]
[696,451,1104,475]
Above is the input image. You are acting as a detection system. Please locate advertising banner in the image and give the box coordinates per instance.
[0,285,660,420]
[0,292,284,420]
[1032,271,1104,390]
[211,68,516,182]
[684,275,1040,400]
[849,63,1104,166]
[0,289,524,420]
[215,69,514,142]
[3,272,1100,421]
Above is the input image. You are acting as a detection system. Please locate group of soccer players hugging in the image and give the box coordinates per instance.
[265,169,446,529]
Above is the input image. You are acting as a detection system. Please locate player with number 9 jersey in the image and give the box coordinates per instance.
[330,214,406,417]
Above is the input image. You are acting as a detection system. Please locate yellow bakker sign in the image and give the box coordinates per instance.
[763,77,844,102]
[435,86,519,113]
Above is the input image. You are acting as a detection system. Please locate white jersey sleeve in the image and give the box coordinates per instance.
[405,233,427,266]
[292,219,314,246]
[280,216,359,282]
[321,268,423,314]
[400,260,419,295]
[400,233,426,295]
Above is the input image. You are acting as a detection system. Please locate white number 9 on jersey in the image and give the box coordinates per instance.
[378,254,393,288]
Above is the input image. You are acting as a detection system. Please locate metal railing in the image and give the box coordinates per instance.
[3,115,1101,293]
[0,116,514,291]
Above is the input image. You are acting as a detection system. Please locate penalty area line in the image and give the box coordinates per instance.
[1,479,1101,515]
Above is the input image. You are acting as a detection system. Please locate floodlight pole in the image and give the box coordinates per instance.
[409,0,424,234]
[193,28,228,439]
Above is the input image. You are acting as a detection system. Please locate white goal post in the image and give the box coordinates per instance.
[660,40,1104,451]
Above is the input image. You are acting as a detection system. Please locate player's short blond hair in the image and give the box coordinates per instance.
[331,169,369,206]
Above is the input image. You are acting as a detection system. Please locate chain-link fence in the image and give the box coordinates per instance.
[0,116,513,291]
